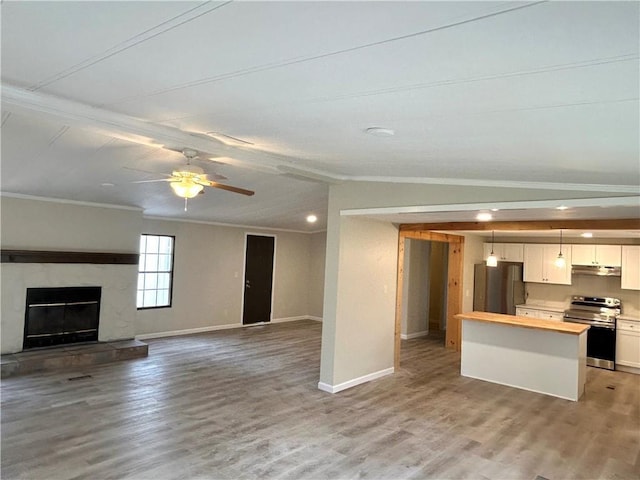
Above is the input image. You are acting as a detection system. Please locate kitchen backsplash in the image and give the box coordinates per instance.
[526,275,640,316]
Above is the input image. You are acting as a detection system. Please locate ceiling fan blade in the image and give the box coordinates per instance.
[205,180,254,196]
[132,178,173,184]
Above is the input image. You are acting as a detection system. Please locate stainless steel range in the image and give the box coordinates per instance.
[563,296,621,370]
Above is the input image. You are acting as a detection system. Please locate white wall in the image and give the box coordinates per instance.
[526,276,640,316]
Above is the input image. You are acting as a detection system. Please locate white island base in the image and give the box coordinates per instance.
[457,312,589,402]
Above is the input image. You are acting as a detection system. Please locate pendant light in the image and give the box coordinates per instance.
[486,230,498,267]
[555,229,566,268]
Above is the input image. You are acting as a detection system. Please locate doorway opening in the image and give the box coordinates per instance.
[242,234,276,325]
[399,240,448,344]
[395,231,464,369]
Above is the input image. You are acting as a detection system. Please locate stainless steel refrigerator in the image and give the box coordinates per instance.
[473,262,525,315]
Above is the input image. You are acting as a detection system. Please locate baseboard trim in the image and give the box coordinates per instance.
[318,367,395,394]
[401,330,429,340]
[271,316,307,324]
[136,323,244,340]
[615,364,640,375]
[136,315,322,340]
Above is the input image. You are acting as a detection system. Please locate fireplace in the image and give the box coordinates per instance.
[24,287,101,349]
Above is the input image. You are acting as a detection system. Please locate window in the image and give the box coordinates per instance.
[137,234,174,309]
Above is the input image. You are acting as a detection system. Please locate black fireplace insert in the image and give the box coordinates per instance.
[24,287,101,349]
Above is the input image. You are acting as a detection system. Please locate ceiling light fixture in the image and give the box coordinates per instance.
[365,127,395,137]
[581,232,593,238]
[170,179,204,212]
[170,179,203,199]
[555,229,566,268]
[306,214,317,223]
[486,231,498,267]
[476,212,492,222]
[556,206,569,210]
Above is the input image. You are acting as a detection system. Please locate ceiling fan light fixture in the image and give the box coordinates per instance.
[170,179,203,199]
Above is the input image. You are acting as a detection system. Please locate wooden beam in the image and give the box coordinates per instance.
[444,237,464,351]
[400,218,640,232]
[399,230,464,242]
[1,250,139,265]
[394,236,406,371]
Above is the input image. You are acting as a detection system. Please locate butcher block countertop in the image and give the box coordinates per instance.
[455,311,590,335]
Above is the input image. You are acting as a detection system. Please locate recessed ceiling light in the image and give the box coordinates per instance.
[491,208,499,212]
[365,127,395,137]
[581,232,593,238]
[100,183,115,187]
[556,206,569,210]
[306,214,317,223]
[476,212,492,222]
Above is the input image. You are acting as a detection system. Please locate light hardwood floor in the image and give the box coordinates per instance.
[2,320,639,479]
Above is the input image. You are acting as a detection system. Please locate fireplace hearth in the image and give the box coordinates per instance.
[24,287,101,349]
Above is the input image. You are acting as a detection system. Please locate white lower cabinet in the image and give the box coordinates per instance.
[617,319,640,373]
[516,307,563,321]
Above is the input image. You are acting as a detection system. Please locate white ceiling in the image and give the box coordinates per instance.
[1,1,639,232]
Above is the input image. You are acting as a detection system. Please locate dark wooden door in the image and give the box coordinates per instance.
[242,235,275,325]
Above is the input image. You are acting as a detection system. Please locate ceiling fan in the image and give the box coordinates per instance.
[132,149,254,210]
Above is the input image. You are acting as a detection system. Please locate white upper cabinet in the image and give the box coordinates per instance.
[483,243,524,263]
[621,246,640,291]
[571,244,621,266]
[523,244,572,285]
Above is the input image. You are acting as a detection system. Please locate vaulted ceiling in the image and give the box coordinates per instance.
[1,1,638,231]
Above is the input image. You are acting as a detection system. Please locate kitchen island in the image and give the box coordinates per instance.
[455,311,590,401]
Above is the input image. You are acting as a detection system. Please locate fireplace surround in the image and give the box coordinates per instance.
[24,287,101,349]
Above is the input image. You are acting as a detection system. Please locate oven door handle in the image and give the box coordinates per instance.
[563,318,615,329]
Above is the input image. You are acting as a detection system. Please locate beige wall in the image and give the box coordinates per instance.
[136,218,322,335]
[402,239,430,336]
[308,232,327,319]
[428,241,447,329]
[321,216,398,387]
[0,196,141,252]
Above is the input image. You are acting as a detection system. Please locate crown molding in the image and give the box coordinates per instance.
[347,175,640,194]
[341,196,640,217]
[141,214,325,235]
[0,192,143,211]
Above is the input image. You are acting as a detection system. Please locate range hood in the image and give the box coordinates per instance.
[571,265,621,277]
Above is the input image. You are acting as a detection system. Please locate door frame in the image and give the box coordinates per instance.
[241,232,277,325]
[395,230,465,369]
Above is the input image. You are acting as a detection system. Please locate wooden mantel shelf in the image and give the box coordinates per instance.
[455,311,590,335]
[1,250,138,265]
